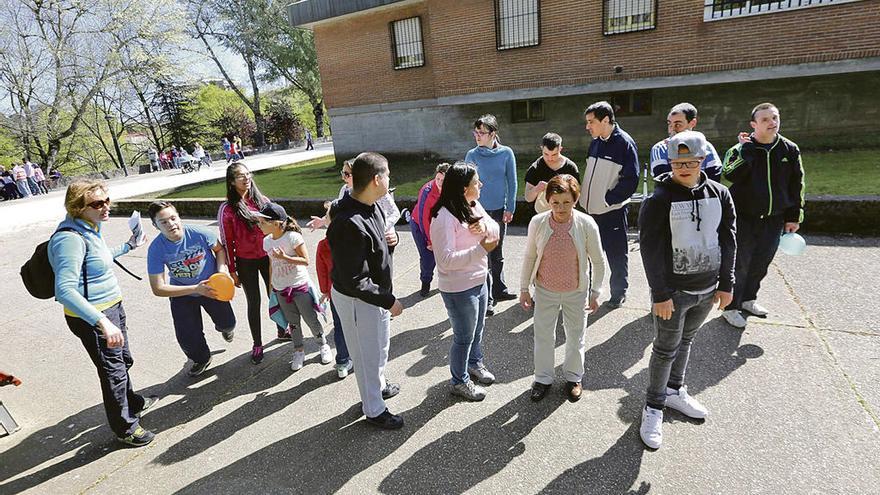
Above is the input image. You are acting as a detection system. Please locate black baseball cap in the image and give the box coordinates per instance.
[254,202,287,221]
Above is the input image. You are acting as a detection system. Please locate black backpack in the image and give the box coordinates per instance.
[20,228,142,300]
[21,227,88,299]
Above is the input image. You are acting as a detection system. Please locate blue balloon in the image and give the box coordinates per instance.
[779,233,806,256]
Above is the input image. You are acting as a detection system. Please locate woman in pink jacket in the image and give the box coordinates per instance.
[430,162,500,402]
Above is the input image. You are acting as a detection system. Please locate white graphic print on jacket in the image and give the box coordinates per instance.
[670,198,722,275]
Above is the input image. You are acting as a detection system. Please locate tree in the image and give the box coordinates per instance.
[265,96,304,147]
[188,0,270,147]
[154,79,200,150]
[0,0,184,172]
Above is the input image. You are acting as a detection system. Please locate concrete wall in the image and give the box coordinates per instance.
[329,71,880,162]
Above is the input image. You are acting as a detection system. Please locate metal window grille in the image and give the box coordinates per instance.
[390,17,425,69]
[496,0,540,50]
[511,100,545,123]
[604,0,656,35]
[704,0,863,21]
[608,91,653,116]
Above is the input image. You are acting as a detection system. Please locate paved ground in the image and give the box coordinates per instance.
[0,143,334,236]
[1,189,878,493]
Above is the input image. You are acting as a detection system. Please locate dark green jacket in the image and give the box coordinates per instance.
[722,134,805,223]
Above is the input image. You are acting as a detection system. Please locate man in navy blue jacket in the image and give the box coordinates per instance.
[579,101,640,308]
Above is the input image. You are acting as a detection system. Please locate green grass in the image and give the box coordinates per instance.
[162,149,880,199]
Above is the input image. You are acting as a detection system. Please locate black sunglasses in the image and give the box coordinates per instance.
[87,198,111,209]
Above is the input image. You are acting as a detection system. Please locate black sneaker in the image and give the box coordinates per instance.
[495,292,517,302]
[221,329,234,343]
[117,426,155,447]
[188,355,213,377]
[382,383,401,400]
[135,395,160,418]
[419,282,430,297]
[277,326,293,341]
[485,305,495,317]
[365,409,404,430]
[606,294,627,309]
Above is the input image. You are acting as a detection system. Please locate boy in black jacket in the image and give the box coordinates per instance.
[638,131,737,449]
[721,103,804,328]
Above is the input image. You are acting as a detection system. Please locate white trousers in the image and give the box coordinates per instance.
[533,285,588,385]
[331,288,389,418]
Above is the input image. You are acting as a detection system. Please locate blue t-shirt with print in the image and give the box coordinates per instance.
[147,224,218,287]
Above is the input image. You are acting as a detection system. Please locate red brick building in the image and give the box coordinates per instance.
[289,0,880,161]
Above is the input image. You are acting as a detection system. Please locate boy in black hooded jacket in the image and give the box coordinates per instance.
[637,130,737,449]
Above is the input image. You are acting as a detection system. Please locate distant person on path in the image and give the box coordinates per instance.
[464,114,517,315]
[410,162,450,297]
[721,103,804,329]
[305,130,314,150]
[327,152,405,430]
[222,138,233,165]
[32,165,49,194]
[11,162,30,198]
[256,201,332,372]
[148,148,159,172]
[218,162,293,365]
[1,171,21,200]
[234,136,244,160]
[431,162,500,402]
[520,174,606,403]
[146,201,236,377]
[315,203,353,379]
[192,143,210,168]
[48,180,156,446]
[524,133,580,215]
[23,159,42,195]
[650,103,722,182]
[580,101,640,309]
[637,130,736,449]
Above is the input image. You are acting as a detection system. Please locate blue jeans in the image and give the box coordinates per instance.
[593,206,629,299]
[330,299,350,364]
[486,208,510,305]
[441,283,488,385]
[409,217,435,284]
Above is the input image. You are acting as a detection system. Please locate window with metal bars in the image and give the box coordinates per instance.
[704,0,863,21]
[511,100,545,123]
[390,17,425,69]
[607,91,653,117]
[604,0,657,35]
[495,0,541,50]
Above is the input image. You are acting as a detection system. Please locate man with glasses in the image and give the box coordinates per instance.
[146,201,236,377]
[637,130,737,449]
[650,103,722,182]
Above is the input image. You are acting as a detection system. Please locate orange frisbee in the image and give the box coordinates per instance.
[207,273,235,301]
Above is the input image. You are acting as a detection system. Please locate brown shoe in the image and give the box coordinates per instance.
[530,382,551,402]
[565,381,583,402]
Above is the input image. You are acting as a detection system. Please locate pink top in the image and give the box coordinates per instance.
[536,216,579,292]
[430,201,500,293]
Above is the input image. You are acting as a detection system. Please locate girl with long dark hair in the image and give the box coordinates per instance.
[430,162,500,401]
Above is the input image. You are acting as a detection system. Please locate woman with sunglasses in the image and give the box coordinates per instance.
[464,114,518,316]
[307,159,400,249]
[48,180,156,447]
[218,162,289,364]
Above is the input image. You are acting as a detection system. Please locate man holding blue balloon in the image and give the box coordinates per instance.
[721,103,805,328]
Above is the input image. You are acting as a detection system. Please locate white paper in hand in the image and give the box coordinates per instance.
[129,211,146,246]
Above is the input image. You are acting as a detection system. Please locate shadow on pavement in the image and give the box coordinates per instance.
[0,341,297,493]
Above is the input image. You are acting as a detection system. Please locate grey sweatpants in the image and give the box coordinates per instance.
[275,290,326,348]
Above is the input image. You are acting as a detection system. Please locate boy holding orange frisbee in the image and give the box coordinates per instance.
[146,201,236,376]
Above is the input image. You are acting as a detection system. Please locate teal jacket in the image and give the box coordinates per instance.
[48,216,131,325]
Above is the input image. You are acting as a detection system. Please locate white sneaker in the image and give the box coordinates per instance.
[290,350,305,371]
[336,360,353,379]
[319,344,333,365]
[723,309,747,328]
[742,300,769,317]
[665,385,708,419]
[640,406,663,449]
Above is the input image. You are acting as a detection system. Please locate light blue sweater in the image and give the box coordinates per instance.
[48,216,131,325]
[464,144,517,213]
